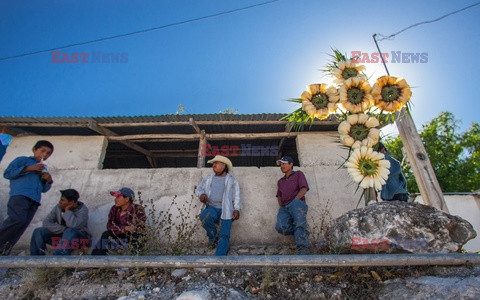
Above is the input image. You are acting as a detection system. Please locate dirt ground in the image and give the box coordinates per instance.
[1,263,480,299]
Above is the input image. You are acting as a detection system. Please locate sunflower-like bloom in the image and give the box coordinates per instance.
[338,113,380,149]
[331,59,366,85]
[345,146,391,190]
[339,77,374,113]
[371,76,412,112]
[301,84,339,120]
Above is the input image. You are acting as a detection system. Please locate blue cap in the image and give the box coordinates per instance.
[276,156,294,165]
[0,133,12,147]
[110,187,135,201]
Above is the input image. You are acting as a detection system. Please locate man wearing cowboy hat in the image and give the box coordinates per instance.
[196,155,242,256]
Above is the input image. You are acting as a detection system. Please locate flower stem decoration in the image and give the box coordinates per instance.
[338,113,380,149]
[301,84,339,120]
[345,146,391,190]
[371,75,412,112]
[282,49,413,193]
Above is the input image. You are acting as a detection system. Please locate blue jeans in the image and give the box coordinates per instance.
[199,206,232,256]
[30,227,89,255]
[0,195,39,255]
[276,199,310,254]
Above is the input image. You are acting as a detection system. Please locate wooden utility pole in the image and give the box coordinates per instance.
[373,34,449,212]
[395,109,449,212]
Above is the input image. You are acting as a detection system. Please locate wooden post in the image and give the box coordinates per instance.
[197,130,207,168]
[395,109,449,212]
[372,34,448,212]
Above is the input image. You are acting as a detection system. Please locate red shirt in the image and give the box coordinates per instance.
[276,170,309,206]
[107,203,146,236]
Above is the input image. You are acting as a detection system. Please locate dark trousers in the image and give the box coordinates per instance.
[384,193,409,202]
[0,195,39,255]
[91,230,142,255]
[30,227,90,256]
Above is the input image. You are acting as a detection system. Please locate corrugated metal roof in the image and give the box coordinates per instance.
[0,113,289,123]
[0,113,332,169]
[0,113,339,136]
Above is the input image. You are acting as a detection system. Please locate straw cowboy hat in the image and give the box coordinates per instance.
[207,155,233,172]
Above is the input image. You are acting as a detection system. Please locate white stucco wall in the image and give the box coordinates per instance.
[414,194,480,253]
[0,133,365,252]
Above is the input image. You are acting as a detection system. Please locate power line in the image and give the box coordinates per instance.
[376,1,480,41]
[0,0,280,62]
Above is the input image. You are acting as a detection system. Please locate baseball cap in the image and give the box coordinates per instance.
[60,189,80,202]
[110,187,135,200]
[276,156,294,166]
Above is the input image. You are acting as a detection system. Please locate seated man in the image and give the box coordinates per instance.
[275,156,310,255]
[196,155,242,256]
[91,187,146,255]
[30,189,91,255]
[378,142,409,202]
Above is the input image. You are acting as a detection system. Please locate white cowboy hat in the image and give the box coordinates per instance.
[207,155,233,172]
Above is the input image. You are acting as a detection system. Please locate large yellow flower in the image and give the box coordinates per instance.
[301,84,339,120]
[345,146,391,190]
[371,76,412,112]
[338,113,380,149]
[339,77,374,113]
[331,59,366,85]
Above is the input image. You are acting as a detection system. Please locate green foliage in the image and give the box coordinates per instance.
[383,112,480,192]
[176,104,185,115]
[219,108,238,114]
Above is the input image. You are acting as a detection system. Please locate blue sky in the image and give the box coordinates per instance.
[0,0,479,136]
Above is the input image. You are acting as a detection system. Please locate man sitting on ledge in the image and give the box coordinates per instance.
[92,187,146,255]
[30,189,91,255]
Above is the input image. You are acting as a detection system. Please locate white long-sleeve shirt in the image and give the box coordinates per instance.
[195,173,242,220]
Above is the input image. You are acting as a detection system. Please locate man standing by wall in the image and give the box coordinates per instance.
[196,155,242,256]
[275,156,310,254]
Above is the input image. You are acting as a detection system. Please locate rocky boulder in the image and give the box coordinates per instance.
[325,201,476,253]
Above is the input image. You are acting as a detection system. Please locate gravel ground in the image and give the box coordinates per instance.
[1,264,480,299]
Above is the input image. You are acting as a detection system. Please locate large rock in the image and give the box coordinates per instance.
[325,201,476,253]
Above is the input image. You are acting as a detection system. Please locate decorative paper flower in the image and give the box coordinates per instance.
[345,146,391,190]
[371,76,412,112]
[301,84,339,120]
[331,59,366,85]
[338,113,380,149]
[339,77,374,113]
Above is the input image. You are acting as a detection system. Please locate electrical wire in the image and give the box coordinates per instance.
[376,1,480,41]
[0,0,280,62]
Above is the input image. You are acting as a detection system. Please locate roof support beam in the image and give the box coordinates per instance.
[197,130,207,168]
[277,123,294,160]
[87,120,157,168]
[189,118,201,134]
[107,132,298,141]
